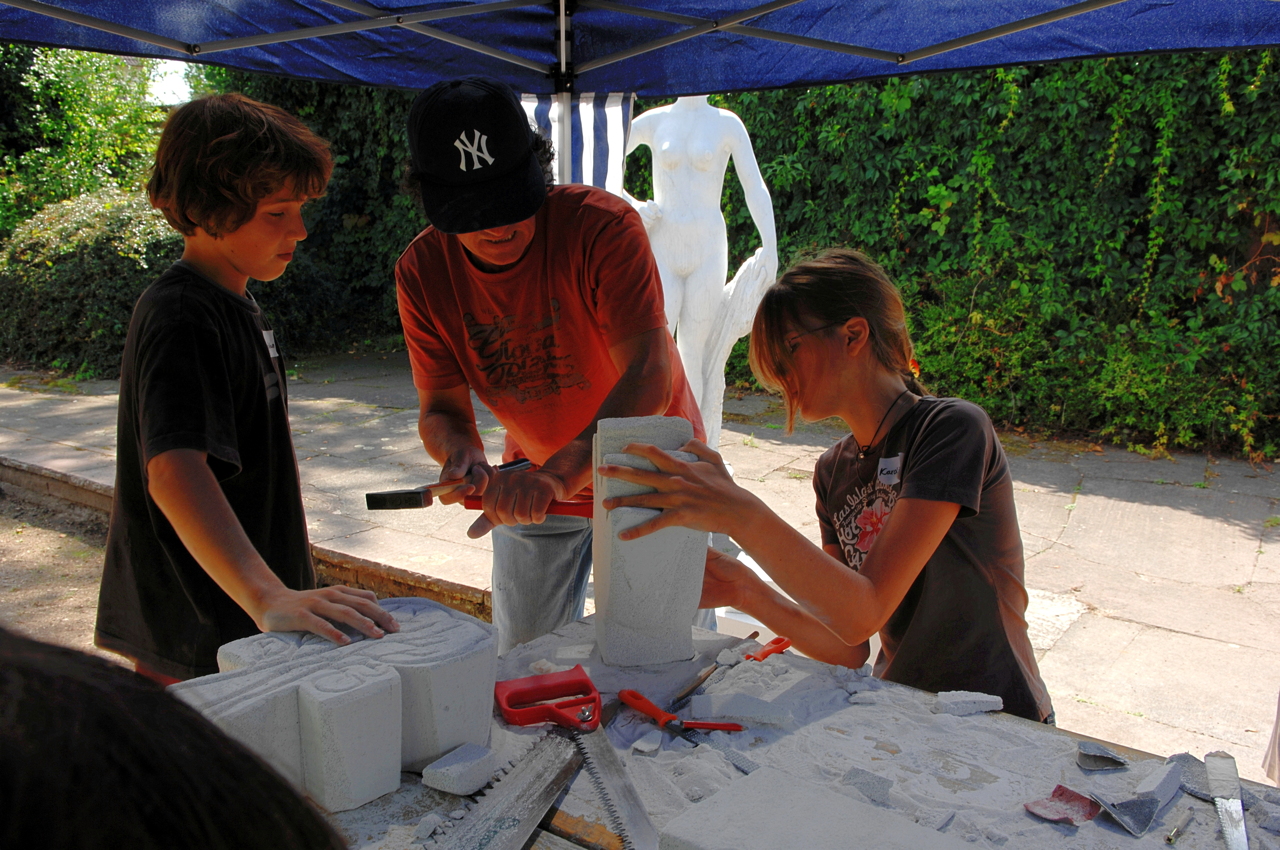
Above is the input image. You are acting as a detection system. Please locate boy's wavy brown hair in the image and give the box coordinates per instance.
[749,248,928,434]
[147,93,332,238]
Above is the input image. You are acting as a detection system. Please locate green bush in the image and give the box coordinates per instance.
[714,52,1280,460]
[0,47,164,240]
[0,187,180,378]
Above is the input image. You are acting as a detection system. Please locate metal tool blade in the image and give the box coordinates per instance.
[679,726,760,774]
[431,734,581,850]
[1204,751,1248,850]
[569,726,660,850]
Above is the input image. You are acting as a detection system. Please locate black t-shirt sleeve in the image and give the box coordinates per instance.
[133,312,242,475]
[900,401,993,518]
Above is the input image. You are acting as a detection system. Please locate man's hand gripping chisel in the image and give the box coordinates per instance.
[365,458,593,516]
[365,458,532,510]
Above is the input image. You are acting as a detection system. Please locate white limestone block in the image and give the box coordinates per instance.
[689,692,790,727]
[420,742,497,796]
[1134,762,1182,809]
[299,663,402,812]
[170,597,496,812]
[933,690,1004,716]
[659,767,969,850]
[592,416,704,667]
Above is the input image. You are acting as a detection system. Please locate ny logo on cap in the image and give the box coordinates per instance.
[454,130,494,171]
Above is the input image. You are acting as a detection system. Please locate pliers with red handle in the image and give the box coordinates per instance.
[619,689,744,733]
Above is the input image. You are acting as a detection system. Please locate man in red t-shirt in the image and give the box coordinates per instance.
[396,77,705,652]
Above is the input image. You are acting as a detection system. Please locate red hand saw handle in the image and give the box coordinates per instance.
[494,665,601,732]
[463,495,593,518]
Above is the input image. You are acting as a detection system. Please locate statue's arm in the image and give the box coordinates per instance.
[621,111,660,222]
[725,114,778,280]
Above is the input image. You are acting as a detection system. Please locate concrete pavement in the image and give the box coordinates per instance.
[0,351,1276,784]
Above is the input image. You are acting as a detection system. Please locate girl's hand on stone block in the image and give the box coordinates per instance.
[257,585,400,645]
[598,439,759,540]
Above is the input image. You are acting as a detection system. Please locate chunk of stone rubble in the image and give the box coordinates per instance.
[412,813,446,842]
[716,648,745,666]
[844,677,883,694]
[933,690,1003,716]
[421,742,497,796]
[839,765,894,806]
[633,729,664,754]
[170,597,496,812]
[1256,801,1280,835]
[1134,762,1182,809]
[592,416,704,666]
[690,692,791,726]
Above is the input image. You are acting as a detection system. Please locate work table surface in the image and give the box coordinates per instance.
[334,619,1277,850]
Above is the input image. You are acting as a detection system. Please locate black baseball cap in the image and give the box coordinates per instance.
[407,77,547,234]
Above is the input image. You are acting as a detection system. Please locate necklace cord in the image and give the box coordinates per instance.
[857,388,912,460]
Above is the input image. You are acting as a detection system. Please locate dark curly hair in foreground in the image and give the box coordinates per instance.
[0,627,347,850]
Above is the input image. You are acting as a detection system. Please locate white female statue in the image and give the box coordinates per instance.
[625,95,778,450]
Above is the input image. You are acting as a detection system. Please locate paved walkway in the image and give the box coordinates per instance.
[0,352,1276,784]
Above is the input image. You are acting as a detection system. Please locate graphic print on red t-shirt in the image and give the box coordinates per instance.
[463,300,590,404]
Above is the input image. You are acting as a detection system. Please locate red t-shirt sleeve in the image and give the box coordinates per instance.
[582,203,670,348]
[396,240,467,390]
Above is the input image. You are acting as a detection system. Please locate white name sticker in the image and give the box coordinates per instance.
[877,453,903,487]
[262,329,279,359]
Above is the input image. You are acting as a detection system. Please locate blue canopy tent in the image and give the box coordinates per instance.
[4,0,1280,184]
[3,0,1280,96]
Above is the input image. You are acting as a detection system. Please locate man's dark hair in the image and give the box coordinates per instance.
[148,93,333,238]
[0,627,348,850]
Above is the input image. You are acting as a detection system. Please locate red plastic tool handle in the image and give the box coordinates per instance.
[745,636,791,662]
[494,665,601,732]
[684,720,745,732]
[619,689,744,732]
[619,689,678,729]
[462,495,593,518]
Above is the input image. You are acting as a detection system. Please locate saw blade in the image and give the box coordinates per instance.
[1204,751,1248,850]
[429,733,581,850]
[568,727,660,850]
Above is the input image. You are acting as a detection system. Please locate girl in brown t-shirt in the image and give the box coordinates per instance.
[598,248,1052,722]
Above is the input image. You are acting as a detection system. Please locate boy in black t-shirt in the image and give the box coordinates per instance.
[95,94,397,683]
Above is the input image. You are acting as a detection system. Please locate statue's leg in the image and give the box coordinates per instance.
[653,254,682,337]
[677,260,727,419]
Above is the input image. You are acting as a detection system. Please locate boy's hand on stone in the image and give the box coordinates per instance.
[598,439,756,540]
[466,469,566,538]
[257,586,400,645]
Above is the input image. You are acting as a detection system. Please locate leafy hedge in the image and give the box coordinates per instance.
[0,187,180,377]
[710,52,1280,460]
[4,52,1276,458]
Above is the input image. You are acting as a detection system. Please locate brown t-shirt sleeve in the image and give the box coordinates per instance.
[900,400,995,518]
